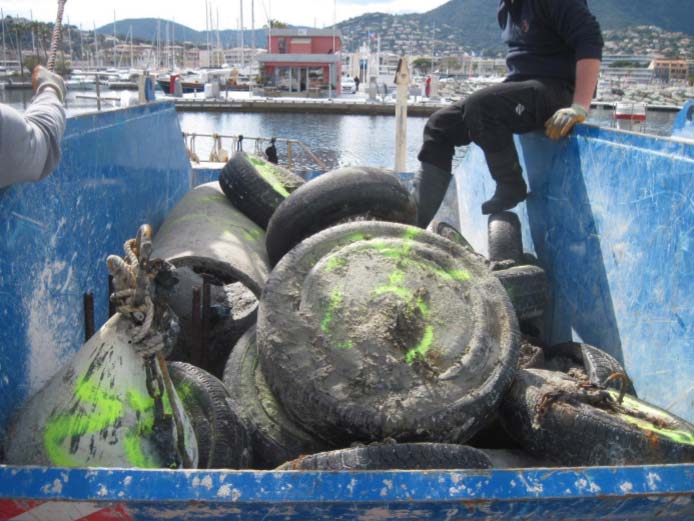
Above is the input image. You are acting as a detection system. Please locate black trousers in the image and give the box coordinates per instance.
[418,78,573,181]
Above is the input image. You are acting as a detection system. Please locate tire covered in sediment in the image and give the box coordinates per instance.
[276,443,492,471]
[265,167,417,266]
[545,341,637,396]
[499,368,694,466]
[428,220,475,254]
[488,211,523,263]
[223,327,330,469]
[258,221,520,445]
[219,151,304,229]
[493,264,547,321]
[168,362,252,468]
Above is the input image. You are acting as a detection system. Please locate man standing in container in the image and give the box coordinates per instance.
[0,66,66,189]
[414,0,603,226]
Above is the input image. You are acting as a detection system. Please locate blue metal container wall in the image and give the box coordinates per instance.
[456,125,694,422]
[0,102,191,432]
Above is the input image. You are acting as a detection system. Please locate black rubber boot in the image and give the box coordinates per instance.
[413,162,452,228]
[481,150,527,215]
[481,178,528,215]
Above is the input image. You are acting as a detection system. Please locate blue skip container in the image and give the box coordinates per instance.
[0,102,692,520]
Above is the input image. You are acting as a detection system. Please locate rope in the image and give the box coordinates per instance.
[47,0,68,72]
[106,225,161,355]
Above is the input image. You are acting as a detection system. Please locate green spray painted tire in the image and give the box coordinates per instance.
[223,327,330,469]
[258,221,520,445]
[219,151,304,229]
[265,166,417,267]
[499,369,694,466]
[168,362,252,469]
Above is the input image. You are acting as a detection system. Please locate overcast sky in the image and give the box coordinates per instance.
[0,0,450,31]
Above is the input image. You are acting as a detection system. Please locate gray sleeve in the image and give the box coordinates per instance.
[0,89,66,189]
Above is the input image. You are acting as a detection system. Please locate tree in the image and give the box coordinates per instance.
[266,20,288,29]
[411,57,431,74]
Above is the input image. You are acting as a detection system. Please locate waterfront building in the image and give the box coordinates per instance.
[258,28,342,96]
[650,59,689,83]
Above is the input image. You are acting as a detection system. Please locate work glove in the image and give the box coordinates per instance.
[544,103,587,140]
[32,65,66,103]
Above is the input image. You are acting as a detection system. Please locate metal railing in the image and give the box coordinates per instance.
[181,131,328,172]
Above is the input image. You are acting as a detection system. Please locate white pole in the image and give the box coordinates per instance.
[394,57,409,172]
[130,26,133,69]
[172,19,175,70]
[30,10,37,57]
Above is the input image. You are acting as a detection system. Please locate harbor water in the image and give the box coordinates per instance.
[1,87,680,174]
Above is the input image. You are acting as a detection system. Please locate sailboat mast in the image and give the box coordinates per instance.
[240,0,244,68]
[172,20,175,70]
[94,21,99,69]
[130,26,133,69]
[113,10,117,68]
[251,0,255,64]
[1,9,6,68]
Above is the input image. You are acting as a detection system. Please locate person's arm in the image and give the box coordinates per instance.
[543,0,603,139]
[0,66,66,189]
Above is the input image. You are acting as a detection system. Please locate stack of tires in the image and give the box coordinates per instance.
[157,150,694,470]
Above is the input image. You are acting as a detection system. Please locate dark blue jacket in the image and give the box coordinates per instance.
[498,0,603,84]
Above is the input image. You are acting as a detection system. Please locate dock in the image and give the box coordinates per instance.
[173,97,446,117]
[173,97,683,116]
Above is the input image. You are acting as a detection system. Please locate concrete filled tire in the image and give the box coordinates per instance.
[492,264,547,321]
[276,443,492,471]
[223,327,330,469]
[168,362,252,469]
[488,211,523,263]
[545,342,637,396]
[219,151,305,229]
[265,167,417,266]
[499,369,694,466]
[258,221,520,445]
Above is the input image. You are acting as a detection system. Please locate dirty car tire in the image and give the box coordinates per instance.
[545,342,637,396]
[223,327,330,469]
[168,362,252,469]
[265,167,417,266]
[276,443,492,471]
[219,151,303,229]
[493,264,547,321]
[499,369,694,466]
[488,211,523,263]
[258,222,520,445]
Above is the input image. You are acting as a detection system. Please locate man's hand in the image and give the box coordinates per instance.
[32,65,66,103]
[545,103,588,140]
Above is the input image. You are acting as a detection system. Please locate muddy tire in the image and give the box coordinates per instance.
[168,362,252,469]
[223,327,330,469]
[499,369,694,466]
[488,211,523,263]
[276,443,492,471]
[258,221,520,445]
[493,265,547,321]
[428,220,475,254]
[265,167,417,266]
[219,151,303,229]
[545,342,637,396]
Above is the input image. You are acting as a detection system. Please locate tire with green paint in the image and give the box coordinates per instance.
[265,167,417,266]
[545,342,637,396]
[493,264,547,321]
[223,327,331,469]
[276,443,492,470]
[258,221,520,445]
[168,362,252,469]
[488,211,523,263]
[219,151,304,229]
[499,369,694,466]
